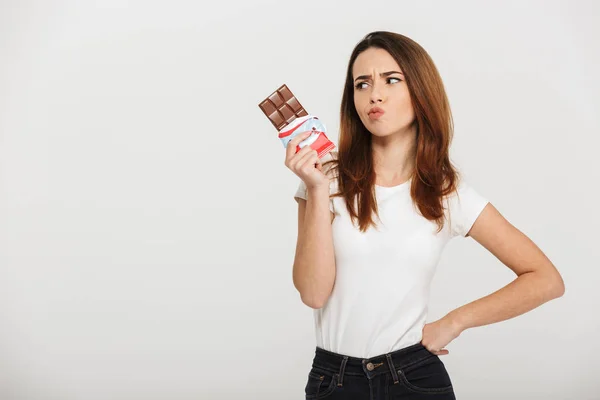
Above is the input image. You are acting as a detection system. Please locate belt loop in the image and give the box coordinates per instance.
[385,353,399,384]
[337,356,348,387]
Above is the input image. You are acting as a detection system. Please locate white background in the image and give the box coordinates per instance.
[0,1,598,399]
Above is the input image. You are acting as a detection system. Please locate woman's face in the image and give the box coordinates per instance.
[352,47,415,138]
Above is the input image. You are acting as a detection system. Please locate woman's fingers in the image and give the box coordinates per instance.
[284,131,313,162]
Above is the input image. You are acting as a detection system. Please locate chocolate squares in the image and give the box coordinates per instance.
[258,84,308,131]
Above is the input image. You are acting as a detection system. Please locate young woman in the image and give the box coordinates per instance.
[286,31,565,399]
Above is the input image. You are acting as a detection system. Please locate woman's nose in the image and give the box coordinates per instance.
[369,85,384,103]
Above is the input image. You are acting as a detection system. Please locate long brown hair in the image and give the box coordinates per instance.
[322,31,462,233]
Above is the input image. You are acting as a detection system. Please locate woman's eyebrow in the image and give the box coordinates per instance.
[354,71,403,82]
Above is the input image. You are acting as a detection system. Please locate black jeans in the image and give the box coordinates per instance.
[304,342,456,399]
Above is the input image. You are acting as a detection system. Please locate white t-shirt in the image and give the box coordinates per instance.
[293,151,489,358]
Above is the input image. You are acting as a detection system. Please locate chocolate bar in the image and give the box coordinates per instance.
[258,84,308,130]
[259,84,336,159]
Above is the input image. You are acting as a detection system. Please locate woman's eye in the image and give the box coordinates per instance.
[354,77,401,90]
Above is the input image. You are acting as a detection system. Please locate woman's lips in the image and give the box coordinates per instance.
[368,111,384,120]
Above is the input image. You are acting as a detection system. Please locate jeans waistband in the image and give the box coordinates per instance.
[310,342,436,386]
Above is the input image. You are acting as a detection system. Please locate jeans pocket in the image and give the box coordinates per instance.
[396,355,454,394]
[304,369,338,399]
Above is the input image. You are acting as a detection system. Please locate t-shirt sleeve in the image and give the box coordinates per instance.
[293,178,335,214]
[447,180,489,238]
[293,178,308,202]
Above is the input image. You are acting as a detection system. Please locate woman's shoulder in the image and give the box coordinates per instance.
[444,176,489,237]
[322,150,339,163]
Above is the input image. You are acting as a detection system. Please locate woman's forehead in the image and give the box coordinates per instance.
[353,49,401,76]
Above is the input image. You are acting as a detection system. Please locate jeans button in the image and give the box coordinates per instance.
[366,362,374,371]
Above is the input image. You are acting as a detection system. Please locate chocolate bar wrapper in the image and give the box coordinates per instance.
[278,115,335,159]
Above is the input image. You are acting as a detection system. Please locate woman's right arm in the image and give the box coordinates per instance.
[284,131,336,309]
[293,187,336,309]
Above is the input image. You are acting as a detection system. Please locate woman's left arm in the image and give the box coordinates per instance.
[447,202,565,333]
